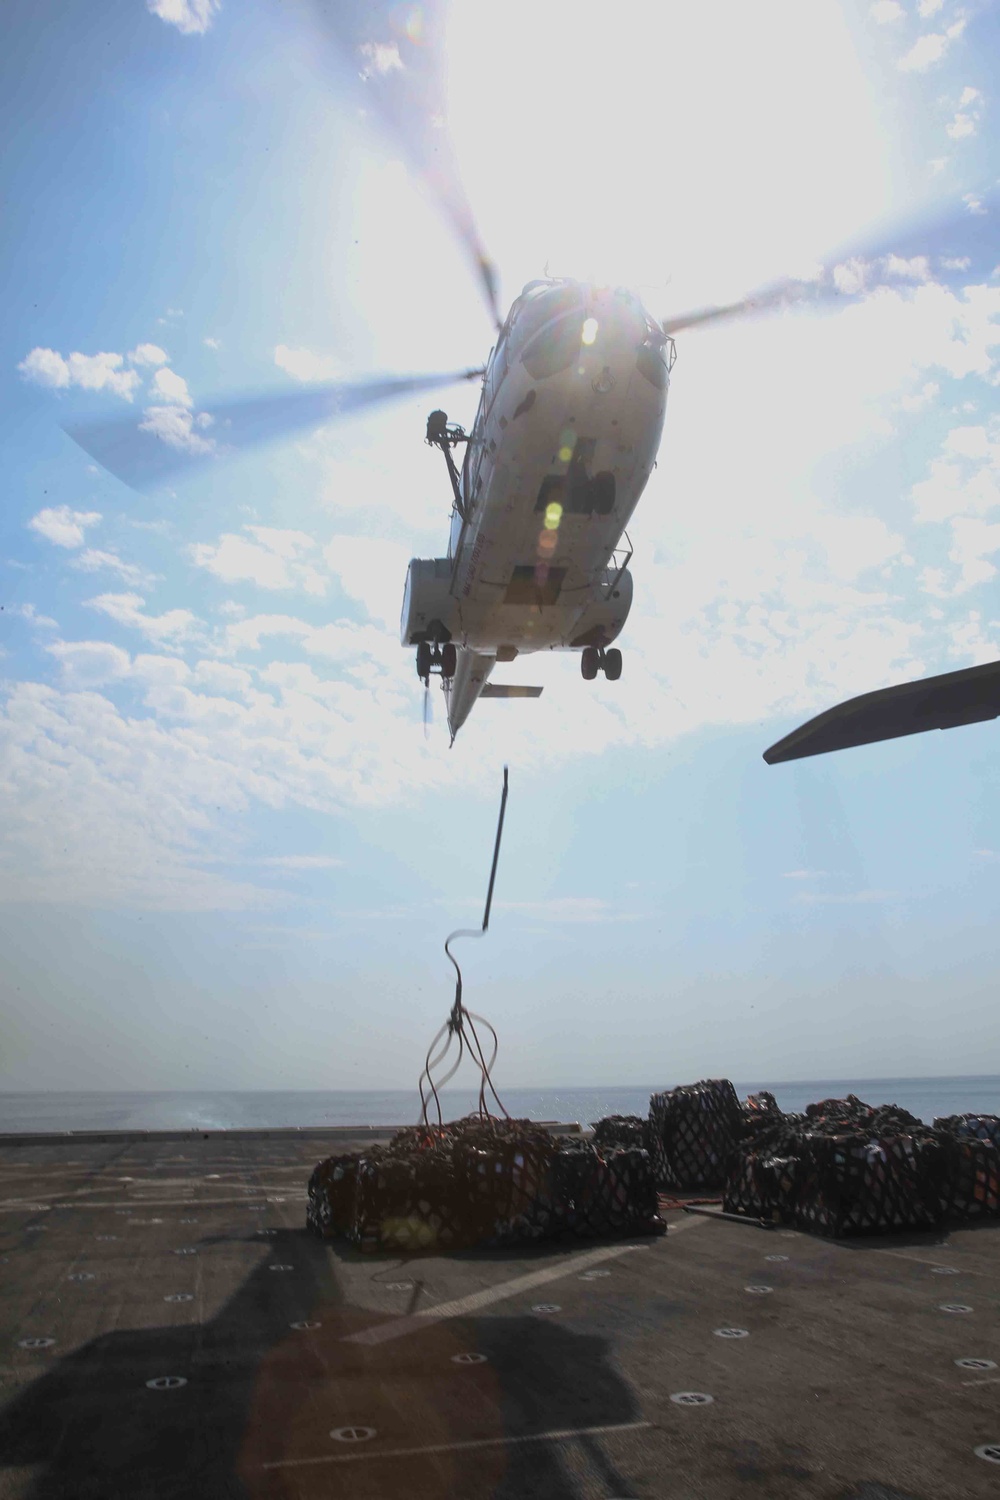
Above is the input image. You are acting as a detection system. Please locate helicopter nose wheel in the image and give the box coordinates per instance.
[581,646,622,681]
[415,640,458,683]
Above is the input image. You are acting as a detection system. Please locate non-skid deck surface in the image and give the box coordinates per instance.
[1,1132,998,1499]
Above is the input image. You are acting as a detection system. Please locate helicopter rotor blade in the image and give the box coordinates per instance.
[301,0,501,329]
[65,367,484,491]
[660,186,999,339]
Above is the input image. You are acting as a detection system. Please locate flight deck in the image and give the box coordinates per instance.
[1,1129,998,1499]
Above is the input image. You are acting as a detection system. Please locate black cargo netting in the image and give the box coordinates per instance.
[934,1113,1000,1149]
[648,1079,743,1189]
[591,1114,646,1150]
[939,1136,1000,1219]
[791,1132,946,1237]
[307,1118,665,1252]
[723,1153,800,1221]
[720,1090,1000,1236]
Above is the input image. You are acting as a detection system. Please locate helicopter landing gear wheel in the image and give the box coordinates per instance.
[603,647,622,681]
[581,646,600,681]
[416,642,432,680]
[440,642,457,679]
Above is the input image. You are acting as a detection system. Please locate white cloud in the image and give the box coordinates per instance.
[138,405,216,455]
[71,549,155,587]
[959,86,980,108]
[898,29,961,72]
[85,592,198,643]
[128,343,169,368]
[274,345,345,383]
[192,660,253,694]
[28,506,101,550]
[150,367,193,406]
[870,0,904,22]
[794,889,897,906]
[256,855,343,871]
[918,0,943,13]
[146,0,220,36]
[357,41,404,80]
[203,336,221,350]
[46,640,132,687]
[782,870,828,880]
[190,527,327,596]
[322,535,411,626]
[7,603,57,630]
[18,348,140,401]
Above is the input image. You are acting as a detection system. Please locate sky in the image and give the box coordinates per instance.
[2,0,1000,1095]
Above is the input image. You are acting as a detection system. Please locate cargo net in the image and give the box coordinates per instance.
[722,1093,1000,1235]
[648,1079,743,1190]
[307,1117,665,1253]
[934,1115,1000,1219]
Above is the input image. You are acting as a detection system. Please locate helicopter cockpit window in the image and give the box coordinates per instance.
[509,281,583,347]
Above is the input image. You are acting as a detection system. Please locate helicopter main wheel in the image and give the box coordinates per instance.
[581,646,600,681]
[440,642,458,679]
[416,641,432,680]
[603,648,622,681]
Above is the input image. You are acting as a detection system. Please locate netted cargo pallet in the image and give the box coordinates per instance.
[939,1136,1000,1220]
[934,1113,1000,1149]
[723,1152,799,1221]
[592,1114,646,1149]
[791,1132,946,1237]
[307,1118,665,1252]
[648,1079,743,1189]
[306,1153,360,1238]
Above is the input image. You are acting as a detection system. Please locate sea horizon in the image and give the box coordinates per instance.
[1,1074,997,1133]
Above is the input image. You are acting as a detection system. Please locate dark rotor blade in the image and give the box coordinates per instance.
[763,658,1000,765]
[65,368,483,490]
[662,186,1000,338]
[302,0,501,328]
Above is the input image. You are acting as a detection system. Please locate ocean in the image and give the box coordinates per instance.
[0,1077,997,1133]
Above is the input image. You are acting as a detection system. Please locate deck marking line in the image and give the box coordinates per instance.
[963,1377,1000,1388]
[0,1195,305,1213]
[262,1419,652,1470]
[343,1242,657,1346]
[876,1251,981,1276]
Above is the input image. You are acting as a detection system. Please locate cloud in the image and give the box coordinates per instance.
[870,0,904,21]
[150,367,193,406]
[781,870,828,880]
[28,506,101,549]
[947,85,982,140]
[918,0,943,13]
[71,548,155,587]
[190,527,327,596]
[127,344,169,368]
[18,349,140,401]
[138,405,216,455]
[256,855,343,871]
[898,23,964,72]
[274,345,345,383]
[7,603,57,630]
[146,0,220,36]
[85,592,199,643]
[357,41,404,80]
[793,889,897,906]
[46,640,132,687]
[203,337,222,350]
[322,535,411,626]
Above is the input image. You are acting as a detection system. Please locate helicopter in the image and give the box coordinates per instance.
[61,0,999,751]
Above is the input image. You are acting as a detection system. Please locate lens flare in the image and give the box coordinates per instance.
[543,502,563,530]
[537,529,557,556]
[581,318,599,346]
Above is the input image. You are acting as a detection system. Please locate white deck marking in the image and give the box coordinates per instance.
[875,1251,982,1276]
[963,1376,1000,1388]
[345,1221,704,1348]
[0,1195,305,1212]
[262,1420,652,1470]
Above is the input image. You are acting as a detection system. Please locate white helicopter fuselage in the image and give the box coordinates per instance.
[401,280,672,737]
